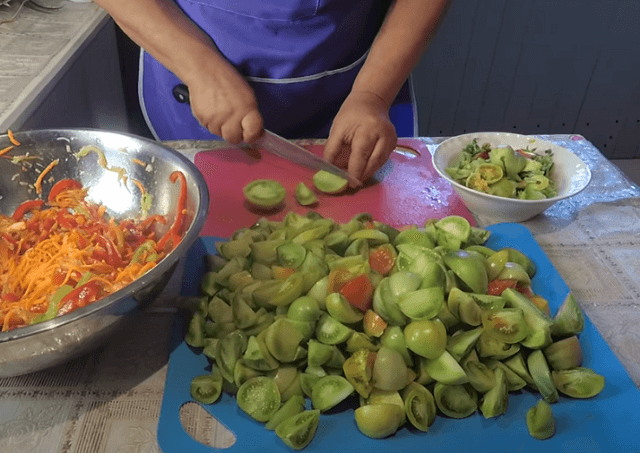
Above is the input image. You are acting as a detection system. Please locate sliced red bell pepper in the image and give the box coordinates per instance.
[48,178,82,202]
[12,199,45,220]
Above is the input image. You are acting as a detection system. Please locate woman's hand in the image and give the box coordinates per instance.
[187,67,264,144]
[324,91,397,185]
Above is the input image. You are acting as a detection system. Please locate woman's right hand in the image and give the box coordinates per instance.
[187,67,264,144]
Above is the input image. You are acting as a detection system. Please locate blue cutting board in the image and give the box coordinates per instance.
[158,223,640,453]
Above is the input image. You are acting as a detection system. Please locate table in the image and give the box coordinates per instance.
[1,135,639,452]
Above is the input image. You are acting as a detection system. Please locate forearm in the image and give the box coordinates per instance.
[93,0,235,86]
[352,0,450,107]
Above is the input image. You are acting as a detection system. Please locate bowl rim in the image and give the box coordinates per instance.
[0,128,210,343]
[432,131,592,204]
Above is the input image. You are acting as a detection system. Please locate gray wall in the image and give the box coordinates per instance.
[413,0,640,158]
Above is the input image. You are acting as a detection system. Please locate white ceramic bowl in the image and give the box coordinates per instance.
[432,132,592,223]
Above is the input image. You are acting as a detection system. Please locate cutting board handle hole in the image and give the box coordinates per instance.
[179,401,237,449]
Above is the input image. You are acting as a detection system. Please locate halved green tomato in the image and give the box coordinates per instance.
[243,179,286,209]
[236,376,281,422]
[313,170,348,194]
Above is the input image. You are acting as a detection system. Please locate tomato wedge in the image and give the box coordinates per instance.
[487,279,518,296]
[369,243,396,276]
[339,273,373,312]
[327,268,356,293]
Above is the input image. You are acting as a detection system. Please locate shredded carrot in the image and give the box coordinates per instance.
[0,145,14,157]
[7,129,20,146]
[132,158,146,167]
[34,159,59,195]
[1,171,184,332]
[131,178,146,194]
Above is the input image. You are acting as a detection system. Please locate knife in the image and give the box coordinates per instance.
[172,84,360,186]
[255,130,360,186]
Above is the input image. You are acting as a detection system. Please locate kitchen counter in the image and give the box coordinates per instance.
[0,1,129,132]
[1,135,639,452]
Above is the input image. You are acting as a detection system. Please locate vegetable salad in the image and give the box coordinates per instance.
[445,139,558,200]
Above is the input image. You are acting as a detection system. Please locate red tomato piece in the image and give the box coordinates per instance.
[487,279,518,296]
[369,244,396,276]
[339,274,374,312]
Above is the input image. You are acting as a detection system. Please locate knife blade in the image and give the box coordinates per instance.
[256,130,361,187]
[171,84,360,186]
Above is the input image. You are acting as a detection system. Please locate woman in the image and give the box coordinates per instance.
[94,0,449,184]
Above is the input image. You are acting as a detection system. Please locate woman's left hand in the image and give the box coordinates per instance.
[324,91,397,186]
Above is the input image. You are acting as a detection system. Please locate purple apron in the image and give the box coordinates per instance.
[139,0,416,140]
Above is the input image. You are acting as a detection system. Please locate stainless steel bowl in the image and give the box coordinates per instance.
[0,129,209,377]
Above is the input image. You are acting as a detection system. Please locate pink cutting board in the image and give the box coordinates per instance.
[194,139,474,237]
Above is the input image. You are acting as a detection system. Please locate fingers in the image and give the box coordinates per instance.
[241,110,264,144]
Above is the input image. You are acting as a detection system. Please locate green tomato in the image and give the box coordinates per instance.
[295,182,318,206]
[236,376,281,422]
[433,382,478,419]
[443,250,488,294]
[243,179,286,209]
[190,368,223,404]
[402,382,436,432]
[311,375,355,412]
[275,410,320,450]
[354,403,405,439]
[481,308,529,344]
[315,313,353,345]
[551,367,605,399]
[313,170,348,194]
[287,296,321,323]
[404,319,447,359]
[253,274,305,307]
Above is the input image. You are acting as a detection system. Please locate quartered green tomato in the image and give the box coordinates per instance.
[481,308,529,344]
[476,331,521,360]
[433,382,478,419]
[236,376,281,422]
[252,273,305,307]
[295,182,318,206]
[275,409,321,450]
[380,325,413,367]
[215,330,248,383]
[404,319,447,359]
[496,262,531,286]
[526,399,556,440]
[443,250,488,295]
[311,375,355,412]
[313,170,348,194]
[446,326,484,362]
[402,382,436,431]
[190,368,223,404]
[325,292,365,324]
[527,350,559,404]
[277,242,307,269]
[543,335,583,371]
[243,334,280,371]
[265,318,305,363]
[315,313,353,345]
[551,367,605,399]
[398,287,445,321]
[265,395,305,431]
[480,367,509,419]
[342,349,376,398]
[354,403,405,439]
[287,296,321,323]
